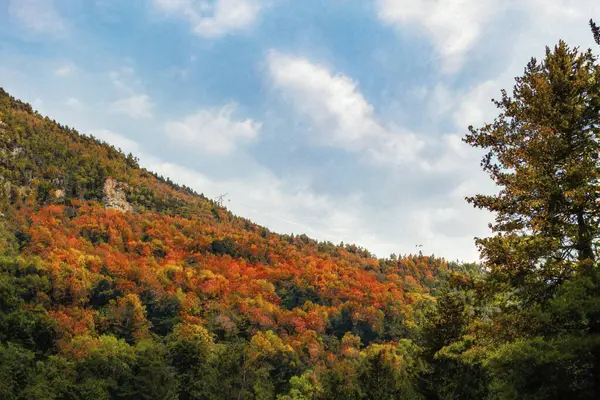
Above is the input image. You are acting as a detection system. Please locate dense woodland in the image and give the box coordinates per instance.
[1,21,600,400]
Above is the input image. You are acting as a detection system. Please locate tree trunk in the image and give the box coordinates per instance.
[576,209,595,264]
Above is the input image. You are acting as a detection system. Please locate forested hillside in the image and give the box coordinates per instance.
[0,86,476,399]
[2,20,600,400]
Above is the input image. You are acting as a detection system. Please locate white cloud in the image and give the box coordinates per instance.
[375,0,500,73]
[144,156,378,248]
[108,67,141,94]
[109,94,154,119]
[55,63,75,77]
[263,50,494,260]
[88,129,140,154]
[418,134,471,172]
[452,1,600,129]
[267,51,424,166]
[165,104,261,155]
[65,97,82,108]
[453,79,502,130]
[153,0,263,37]
[8,0,66,36]
[375,0,600,75]
[106,67,155,119]
[149,154,489,261]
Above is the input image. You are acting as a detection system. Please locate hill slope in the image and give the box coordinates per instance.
[0,88,478,399]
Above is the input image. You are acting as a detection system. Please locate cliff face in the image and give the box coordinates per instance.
[103,177,132,212]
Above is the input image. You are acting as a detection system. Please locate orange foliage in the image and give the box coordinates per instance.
[14,200,450,363]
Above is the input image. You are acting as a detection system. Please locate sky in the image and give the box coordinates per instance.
[1,0,599,261]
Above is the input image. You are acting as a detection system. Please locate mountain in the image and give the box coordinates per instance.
[0,87,479,399]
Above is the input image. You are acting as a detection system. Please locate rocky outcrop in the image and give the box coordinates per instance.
[53,189,65,199]
[103,177,132,212]
[0,120,7,136]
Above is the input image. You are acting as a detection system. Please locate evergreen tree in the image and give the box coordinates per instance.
[462,28,600,397]
[464,39,600,301]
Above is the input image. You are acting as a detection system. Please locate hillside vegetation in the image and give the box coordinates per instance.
[0,87,473,399]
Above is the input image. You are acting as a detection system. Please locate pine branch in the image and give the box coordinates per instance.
[591,19,600,45]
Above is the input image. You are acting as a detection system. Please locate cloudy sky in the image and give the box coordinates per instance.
[1,0,599,261]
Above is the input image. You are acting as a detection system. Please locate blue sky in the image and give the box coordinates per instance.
[1,0,599,261]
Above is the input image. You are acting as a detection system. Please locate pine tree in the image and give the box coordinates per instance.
[464,40,600,301]
[463,29,600,397]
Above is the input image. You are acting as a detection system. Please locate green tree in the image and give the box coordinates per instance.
[127,340,179,400]
[211,341,255,400]
[0,343,36,400]
[246,330,301,400]
[75,335,136,399]
[420,274,488,399]
[108,294,151,344]
[166,323,217,400]
[463,31,600,398]
[277,370,322,400]
[464,40,600,300]
[20,356,79,400]
[356,341,425,400]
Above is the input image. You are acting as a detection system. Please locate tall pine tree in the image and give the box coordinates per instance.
[464,39,600,301]
[461,26,600,397]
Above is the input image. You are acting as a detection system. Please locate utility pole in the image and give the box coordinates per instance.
[215,193,229,208]
[214,193,231,230]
